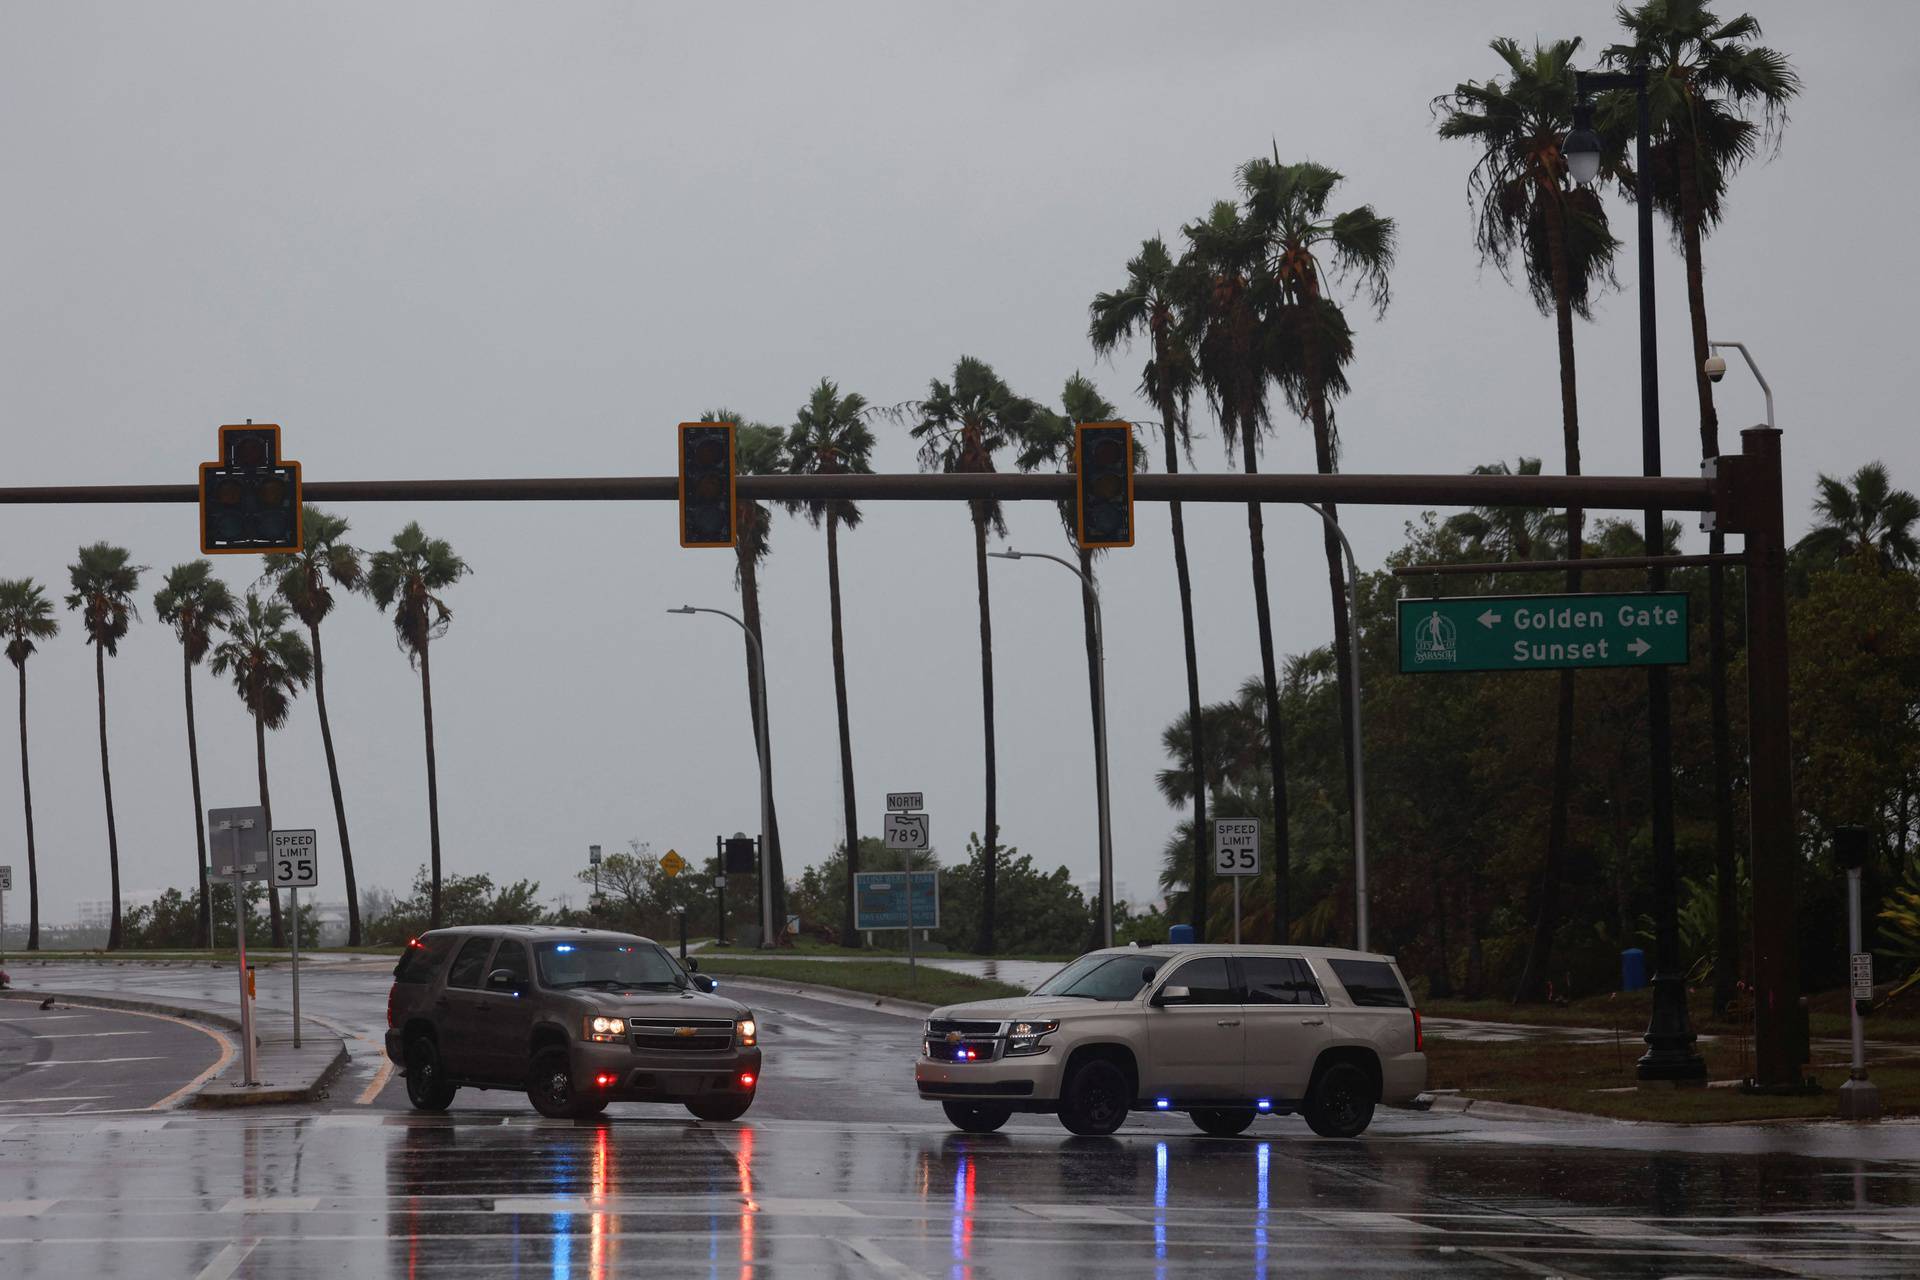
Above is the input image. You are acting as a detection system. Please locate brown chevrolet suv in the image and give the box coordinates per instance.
[384,925,762,1121]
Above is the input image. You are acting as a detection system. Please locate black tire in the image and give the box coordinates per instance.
[942,1101,1012,1133]
[1304,1059,1377,1138]
[528,1046,583,1119]
[1057,1058,1131,1136]
[687,1094,754,1122]
[1191,1107,1257,1138]
[404,1035,457,1113]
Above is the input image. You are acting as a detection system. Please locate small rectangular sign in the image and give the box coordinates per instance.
[854,871,939,930]
[884,812,929,851]
[1399,592,1690,674]
[271,829,319,889]
[0,865,10,892]
[886,791,924,813]
[211,806,270,879]
[1852,952,1874,1001]
[1214,819,1261,877]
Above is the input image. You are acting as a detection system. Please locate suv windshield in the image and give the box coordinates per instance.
[534,939,686,990]
[1030,954,1160,1000]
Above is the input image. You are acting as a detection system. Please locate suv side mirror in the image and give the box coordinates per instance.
[691,973,718,993]
[485,969,519,992]
[685,957,701,972]
[1153,985,1192,1007]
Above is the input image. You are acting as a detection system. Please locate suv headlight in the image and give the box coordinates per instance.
[586,1016,626,1043]
[737,1017,757,1047]
[1005,1020,1059,1056]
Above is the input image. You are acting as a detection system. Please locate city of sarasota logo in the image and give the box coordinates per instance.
[1414,609,1458,665]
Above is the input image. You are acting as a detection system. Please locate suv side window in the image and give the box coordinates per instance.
[490,941,532,990]
[1161,957,1236,1004]
[394,935,456,985]
[1240,956,1325,1005]
[1327,958,1409,1007]
[445,936,495,990]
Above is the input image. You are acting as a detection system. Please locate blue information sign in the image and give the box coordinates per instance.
[854,871,939,930]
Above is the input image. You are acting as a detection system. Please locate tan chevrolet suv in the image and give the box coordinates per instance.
[386,925,761,1121]
[915,944,1424,1138]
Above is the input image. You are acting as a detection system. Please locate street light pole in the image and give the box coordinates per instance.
[989,549,1113,947]
[1569,62,1705,1081]
[1297,504,1369,953]
[669,606,775,949]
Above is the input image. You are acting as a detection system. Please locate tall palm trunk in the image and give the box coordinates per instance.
[735,542,786,930]
[1515,197,1584,1003]
[255,705,285,946]
[309,623,362,945]
[418,635,443,930]
[17,664,39,951]
[1678,165,1740,1019]
[1304,331,1359,827]
[1240,419,1291,940]
[972,503,999,955]
[826,512,860,946]
[183,647,211,948]
[1160,394,1209,942]
[94,642,124,951]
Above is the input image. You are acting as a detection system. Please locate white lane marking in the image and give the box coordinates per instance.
[755,1197,867,1217]
[1309,1211,1442,1232]
[839,1236,927,1280]
[25,1056,165,1066]
[0,1096,108,1105]
[0,1200,56,1217]
[35,1031,152,1039]
[218,1196,321,1214]
[1019,1203,1139,1225]
[193,1239,259,1280]
[0,1016,94,1022]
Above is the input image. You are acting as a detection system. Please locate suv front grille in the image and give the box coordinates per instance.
[627,1017,736,1054]
[924,1019,1004,1063]
[927,1020,1002,1036]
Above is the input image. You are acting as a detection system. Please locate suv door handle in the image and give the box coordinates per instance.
[1215,1019,1241,1027]
[1299,1017,1325,1026]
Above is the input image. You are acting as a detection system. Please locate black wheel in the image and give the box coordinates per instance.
[687,1094,754,1122]
[528,1046,583,1119]
[404,1035,457,1113]
[1191,1107,1257,1138]
[1304,1060,1377,1138]
[1058,1059,1130,1136]
[942,1101,1012,1133]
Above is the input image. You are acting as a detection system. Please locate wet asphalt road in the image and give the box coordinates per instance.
[0,961,1916,1277]
[0,998,227,1115]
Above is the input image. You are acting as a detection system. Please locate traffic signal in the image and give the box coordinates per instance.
[1075,422,1134,549]
[199,424,302,554]
[679,422,736,548]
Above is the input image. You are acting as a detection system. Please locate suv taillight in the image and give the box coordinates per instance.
[387,986,396,1030]
[1412,1008,1423,1052]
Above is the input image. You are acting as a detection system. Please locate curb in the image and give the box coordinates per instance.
[0,987,348,1108]
[714,974,935,1019]
[1415,1091,1620,1124]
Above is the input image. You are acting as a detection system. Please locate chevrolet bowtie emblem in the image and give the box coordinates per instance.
[945,1031,964,1044]
[675,1026,699,1037]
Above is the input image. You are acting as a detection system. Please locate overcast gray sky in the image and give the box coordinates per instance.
[2,2,1914,927]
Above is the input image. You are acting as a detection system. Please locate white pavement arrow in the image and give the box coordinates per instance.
[1628,637,1652,657]
[1478,609,1502,629]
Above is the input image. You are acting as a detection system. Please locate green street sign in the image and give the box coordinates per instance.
[1398,591,1689,674]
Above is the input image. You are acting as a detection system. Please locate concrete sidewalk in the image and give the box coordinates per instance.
[0,982,346,1107]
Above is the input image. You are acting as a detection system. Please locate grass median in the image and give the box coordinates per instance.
[697,957,1023,1007]
[1424,984,1920,1045]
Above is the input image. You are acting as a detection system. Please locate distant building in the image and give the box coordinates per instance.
[74,890,161,931]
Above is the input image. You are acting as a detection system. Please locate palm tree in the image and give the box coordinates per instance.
[1239,157,1395,836]
[783,380,876,945]
[1443,459,1555,561]
[264,506,368,944]
[154,562,238,948]
[910,356,1044,953]
[64,543,144,951]
[368,523,470,930]
[0,580,58,950]
[1180,200,1295,938]
[1607,0,1799,1018]
[211,594,313,945]
[1796,464,1920,572]
[1090,235,1212,940]
[1435,36,1622,1001]
[703,409,790,931]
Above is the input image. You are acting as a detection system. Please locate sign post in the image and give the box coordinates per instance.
[211,806,268,1087]
[884,796,930,981]
[271,829,318,1049]
[1398,592,1689,674]
[1214,819,1261,945]
[0,864,10,966]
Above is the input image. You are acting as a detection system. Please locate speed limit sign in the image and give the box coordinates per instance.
[1214,819,1261,877]
[271,829,319,889]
